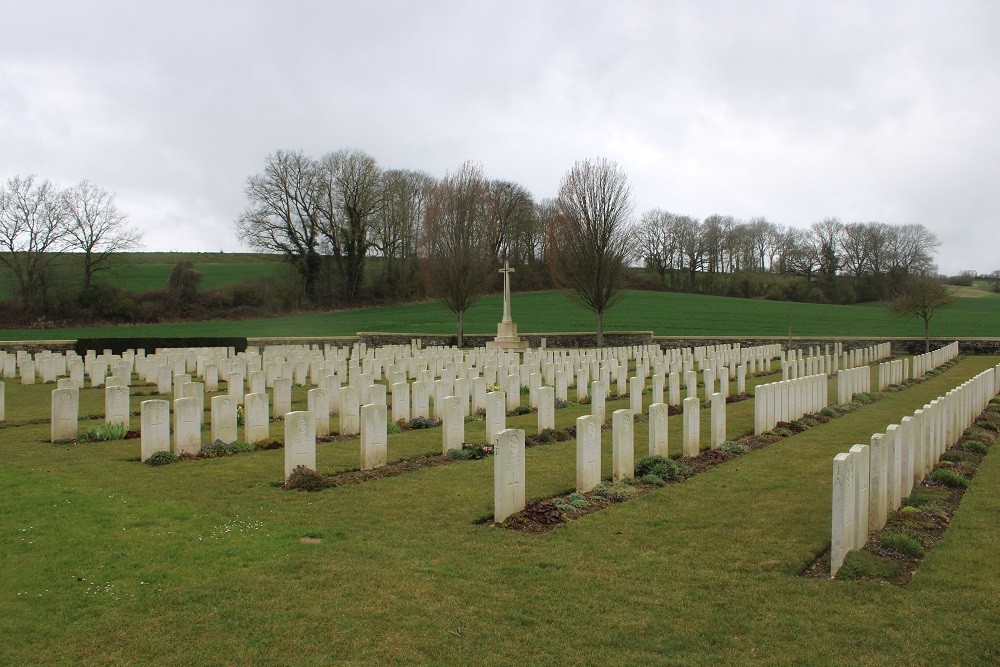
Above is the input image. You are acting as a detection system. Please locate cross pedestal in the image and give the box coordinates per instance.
[486,259,528,351]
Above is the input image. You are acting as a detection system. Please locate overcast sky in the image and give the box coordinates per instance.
[2,0,997,274]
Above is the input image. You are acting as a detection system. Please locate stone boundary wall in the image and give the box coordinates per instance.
[651,337,1000,355]
[2,335,1000,354]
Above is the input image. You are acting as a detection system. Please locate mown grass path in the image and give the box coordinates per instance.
[1,358,998,664]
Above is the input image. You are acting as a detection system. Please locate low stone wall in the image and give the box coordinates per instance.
[356,331,655,348]
[3,335,999,355]
[0,340,75,353]
[652,337,1000,355]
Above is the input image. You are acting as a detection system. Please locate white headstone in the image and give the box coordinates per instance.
[442,395,464,453]
[284,410,316,480]
[211,394,238,444]
[391,381,410,423]
[244,392,270,443]
[105,384,130,428]
[50,388,79,442]
[591,380,605,424]
[273,377,292,417]
[494,428,525,523]
[173,396,201,456]
[307,387,330,437]
[612,409,634,482]
[339,385,360,435]
[682,396,700,457]
[710,392,725,449]
[360,403,388,470]
[648,402,668,457]
[576,414,602,493]
[537,386,555,432]
[140,399,170,461]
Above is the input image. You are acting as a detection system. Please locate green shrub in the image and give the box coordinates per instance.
[966,441,989,455]
[853,392,874,405]
[146,450,176,466]
[774,427,794,438]
[554,398,568,409]
[445,448,473,461]
[593,481,640,502]
[717,441,747,455]
[553,499,575,512]
[974,419,999,433]
[904,486,950,507]
[386,421,402,434]
[284,466,328,492]
[567,492,589,509]
[230,440,255,453]
[512,405,531,415]
[635,455,689,481]
[819,407,838,418]
[80,423,128,442]
[930,467,969,488]
[880,530,924,557]
[836,551,900,580]
[941,450,974,464]
[800,417,820,428]
[519,385,530,395]
[409,417,436,429]
[640,473,667,486]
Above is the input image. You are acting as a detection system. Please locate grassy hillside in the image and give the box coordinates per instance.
[0,252,283,298]
[2,288,998,341]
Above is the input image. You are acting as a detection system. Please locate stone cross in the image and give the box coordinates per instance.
[499,258,514,324]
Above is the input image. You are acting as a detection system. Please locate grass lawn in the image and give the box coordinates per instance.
[2,288,1000,341]
[2,356,999,663]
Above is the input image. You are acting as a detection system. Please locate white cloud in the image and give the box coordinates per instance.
[0,0,997,274]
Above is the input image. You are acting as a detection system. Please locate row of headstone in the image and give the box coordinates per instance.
[839,343,892,372]
[836,367,871,405]
[830,362,999,576]
[754,374,828,435]
[911,342,959,379]
[877,358,910,391]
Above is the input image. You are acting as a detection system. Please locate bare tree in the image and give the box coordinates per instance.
[635,209,671,284]
[0,174,70,311]
[546,158,634,346]
[373,169,434,295]
[420,162,497,346]
[62,180,142,291]
[884,275,956,352]
[316,148,383,301]
[236,150,324,301]
[488,180,535,263]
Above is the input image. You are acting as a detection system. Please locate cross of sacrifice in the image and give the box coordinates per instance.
[499,258,514,324]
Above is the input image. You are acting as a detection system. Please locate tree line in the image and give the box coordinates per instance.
[0,152,968,339]
[0,175,142,316]
[634,214,940,303]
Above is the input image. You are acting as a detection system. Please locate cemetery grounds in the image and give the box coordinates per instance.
[2,351,1000,664]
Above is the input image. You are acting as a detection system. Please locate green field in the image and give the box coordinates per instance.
[2,288,999,341]
[0,253,282,298]
[2,357,999,663]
